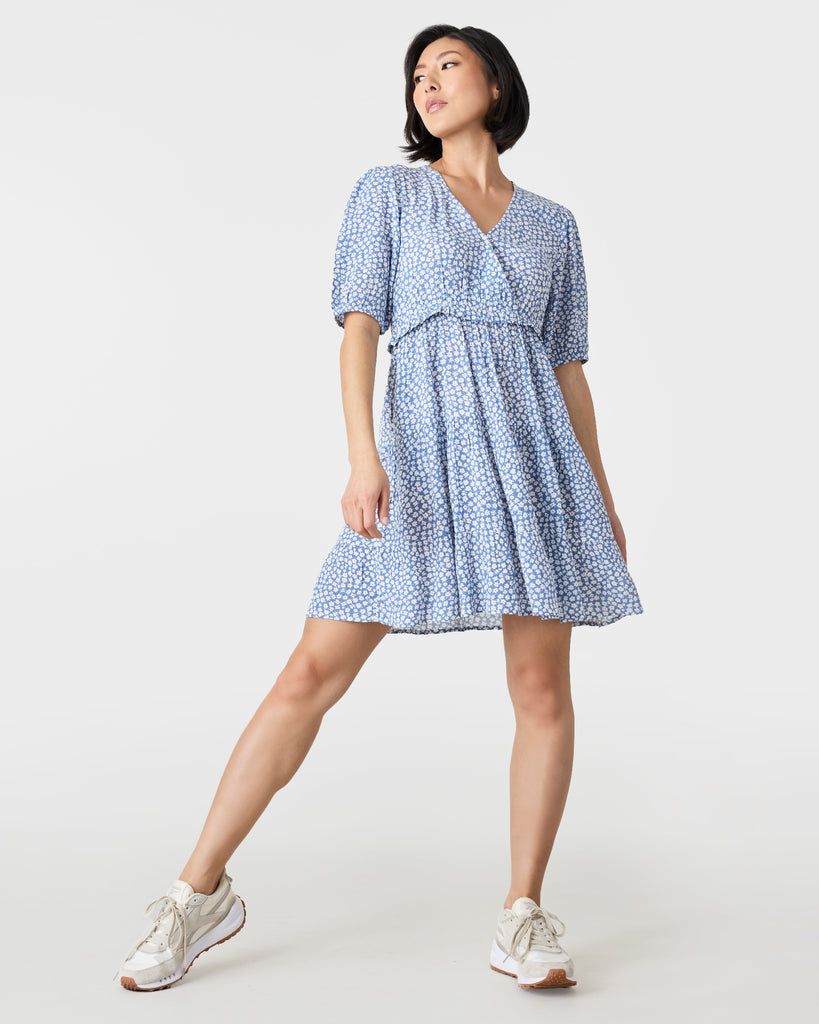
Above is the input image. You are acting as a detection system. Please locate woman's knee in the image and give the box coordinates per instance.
[507,663,572,720]
[269,649,345,711]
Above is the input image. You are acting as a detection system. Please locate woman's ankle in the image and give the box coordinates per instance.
[179,867,224,896]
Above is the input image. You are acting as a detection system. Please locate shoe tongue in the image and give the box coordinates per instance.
[512,897,540,915]
[166,879,195,905]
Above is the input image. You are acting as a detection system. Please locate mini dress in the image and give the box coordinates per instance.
[305,163,645,634]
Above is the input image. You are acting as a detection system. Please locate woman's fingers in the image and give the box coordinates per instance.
[345,496,382,539]
[341,464,390,539]
[359,500,382,539]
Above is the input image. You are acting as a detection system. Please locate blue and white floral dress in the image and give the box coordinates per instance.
[305,163,644,634]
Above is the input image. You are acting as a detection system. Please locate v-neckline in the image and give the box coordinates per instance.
[425,164,516,238]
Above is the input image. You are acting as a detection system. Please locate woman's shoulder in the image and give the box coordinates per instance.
[513,183,577,227]
[360,163,424,189]
[341,163,427,208]
[338,165,404,217]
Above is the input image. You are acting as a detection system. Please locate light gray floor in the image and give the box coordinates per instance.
[8,830,813,1022]
[3,626,814,1022]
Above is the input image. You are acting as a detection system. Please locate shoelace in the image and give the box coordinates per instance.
[112,895,190,981]
[510,906,566,959]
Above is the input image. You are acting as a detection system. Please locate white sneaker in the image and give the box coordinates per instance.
[115,869,246,991]
[489,896,577,988]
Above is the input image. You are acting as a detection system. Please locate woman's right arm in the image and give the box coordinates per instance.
[338,311,390,540]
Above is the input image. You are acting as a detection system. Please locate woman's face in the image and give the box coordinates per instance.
[412,36,499,141]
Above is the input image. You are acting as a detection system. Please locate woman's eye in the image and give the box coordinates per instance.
[414,62,457,85]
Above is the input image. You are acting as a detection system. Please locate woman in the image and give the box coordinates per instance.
[115,23,644,993]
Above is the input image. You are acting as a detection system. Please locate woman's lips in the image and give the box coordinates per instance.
[427,101,447,113]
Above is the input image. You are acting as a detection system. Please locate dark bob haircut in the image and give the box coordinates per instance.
[400,24,530,163]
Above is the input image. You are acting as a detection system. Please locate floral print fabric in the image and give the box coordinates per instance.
[305,163,644,633]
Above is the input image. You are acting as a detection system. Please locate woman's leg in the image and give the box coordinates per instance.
[177,616,392,894]
[500,613,574,910]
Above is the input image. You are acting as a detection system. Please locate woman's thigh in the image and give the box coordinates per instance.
[501,614,573,711]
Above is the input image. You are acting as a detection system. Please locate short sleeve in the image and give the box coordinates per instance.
[541,208,589,368]
[331,165,400,336]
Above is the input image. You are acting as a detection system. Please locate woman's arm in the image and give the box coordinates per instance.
[337,311,391,539]
[554,360,629,564]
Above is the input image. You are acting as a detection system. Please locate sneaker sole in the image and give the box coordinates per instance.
[120,894,247,992]
[489,938,577,989]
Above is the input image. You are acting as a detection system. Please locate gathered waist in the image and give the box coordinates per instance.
[388,309,542,355]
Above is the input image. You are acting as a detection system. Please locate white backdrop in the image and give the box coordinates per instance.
[1,1,815,1021]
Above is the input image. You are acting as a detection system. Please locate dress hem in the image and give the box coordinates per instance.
[305,605,644,635]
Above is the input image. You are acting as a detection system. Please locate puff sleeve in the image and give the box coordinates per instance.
[541,208,589,368]
[331,165,400,336]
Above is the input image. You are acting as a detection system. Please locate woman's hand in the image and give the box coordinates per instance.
[342,454,391,539]
[607,508,628,565]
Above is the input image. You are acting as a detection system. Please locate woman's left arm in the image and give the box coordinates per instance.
[554,360,629,565]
